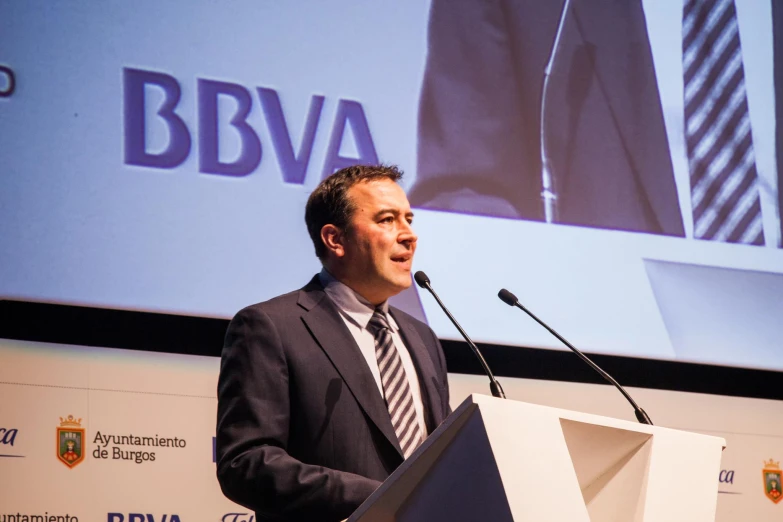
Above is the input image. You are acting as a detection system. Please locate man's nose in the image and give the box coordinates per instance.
[399,221,418,245]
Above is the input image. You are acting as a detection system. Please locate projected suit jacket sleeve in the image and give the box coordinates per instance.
[410,0,689,237]
[216,276,451,522]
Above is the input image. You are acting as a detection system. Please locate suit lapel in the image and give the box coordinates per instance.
[390,308,443,433]
[773,0,783,243]
[297,280,404,458]
[567,0,685,236]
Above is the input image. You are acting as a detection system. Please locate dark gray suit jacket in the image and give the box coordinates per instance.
[216,276,451,522]
[411,0,783,240]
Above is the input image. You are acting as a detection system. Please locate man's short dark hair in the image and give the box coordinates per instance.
[305,164,404,259]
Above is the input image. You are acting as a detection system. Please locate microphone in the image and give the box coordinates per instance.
[415,271,505,399]
[497,288,653,425]
[539,0,572,224]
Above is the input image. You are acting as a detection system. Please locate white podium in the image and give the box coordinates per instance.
[349,394,725,522]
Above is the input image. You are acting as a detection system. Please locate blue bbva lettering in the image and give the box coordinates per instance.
[107,514,181,522]
[198,79,261,176]
[0,428,18,445]
[258,87,324,184]
[122,67,378,182]
[124,68,191,168]
[322,99,379,177]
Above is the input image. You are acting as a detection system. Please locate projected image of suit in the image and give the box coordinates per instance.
[411,0,782,248]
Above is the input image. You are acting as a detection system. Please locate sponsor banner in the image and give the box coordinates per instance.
[0,338,781,520]
[0,339,236,520]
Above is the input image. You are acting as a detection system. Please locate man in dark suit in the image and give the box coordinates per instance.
[216,165,451,522]
[410,0,783,245]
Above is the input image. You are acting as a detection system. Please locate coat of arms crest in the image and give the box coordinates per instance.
[57,415,85,468]
[763,459,782,504]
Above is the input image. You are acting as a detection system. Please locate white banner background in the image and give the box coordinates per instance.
[1,339,781,520]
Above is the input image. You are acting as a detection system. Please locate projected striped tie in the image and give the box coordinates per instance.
[683,0,765,245]
[368,308,423,458]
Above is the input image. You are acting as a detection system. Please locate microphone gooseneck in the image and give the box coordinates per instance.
[539,0,572,224]
[497,288,653,424]
[415,271,505,399]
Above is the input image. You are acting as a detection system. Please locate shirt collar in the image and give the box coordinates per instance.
[319,268,399,332]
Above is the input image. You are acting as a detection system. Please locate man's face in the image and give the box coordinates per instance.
[338,178,417,304]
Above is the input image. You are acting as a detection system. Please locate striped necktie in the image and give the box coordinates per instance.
[683,0,765,245]
[368,308,423,458]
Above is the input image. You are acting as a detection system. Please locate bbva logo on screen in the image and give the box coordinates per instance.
[106,513,181,522]
[123,67,379,183]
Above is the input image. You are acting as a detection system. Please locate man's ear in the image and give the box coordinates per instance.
[320,224,346,258]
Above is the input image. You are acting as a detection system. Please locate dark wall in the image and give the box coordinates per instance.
[2,299,781,401]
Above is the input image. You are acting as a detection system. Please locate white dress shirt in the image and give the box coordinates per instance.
[642,0,780,247]
[319,269,428,438]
